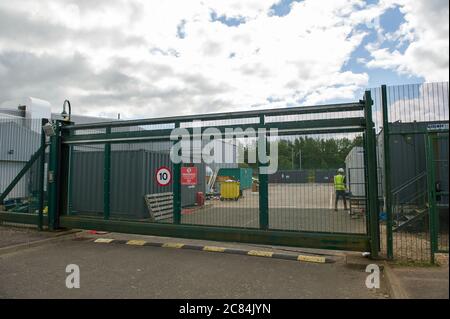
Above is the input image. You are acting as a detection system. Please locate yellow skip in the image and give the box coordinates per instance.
[162,243,185,249]
[297,255,326,263]
[203,246,226,252]
[126,240,147,246]
[94,238,114,243]
[247,250,273,258]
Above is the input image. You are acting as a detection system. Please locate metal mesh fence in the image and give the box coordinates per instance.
[430,133,449,253]
[373,82,449,262]
[0,118,44,202]
[267,132,367,234]
[1,82,447,262]
[0,118,47,227]
[180,137,258,228]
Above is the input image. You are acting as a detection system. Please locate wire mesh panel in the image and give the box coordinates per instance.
[69,144,105,217]
[431,133,449,253]
[108,141,174,222]
[377,82,449,262]
[0,118,46,217]
[267,132,367,234]
[180,134,259,228]
[39,98,380,252]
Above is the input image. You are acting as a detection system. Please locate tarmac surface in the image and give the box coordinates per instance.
[0,226,387,299]
[161,184,367,233]
[385,261,449,299]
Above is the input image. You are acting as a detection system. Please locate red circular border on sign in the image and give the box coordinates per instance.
[155,166,172,187]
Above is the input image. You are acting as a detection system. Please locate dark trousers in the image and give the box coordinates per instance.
[335,190,347,210]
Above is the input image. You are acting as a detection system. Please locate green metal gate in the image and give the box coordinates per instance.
[379,82,449,263]
[1,91,380,256]
[426,131,449,257]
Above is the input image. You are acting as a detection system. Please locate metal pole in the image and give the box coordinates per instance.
[38,118,48,230]
[425,134,437,263]
[259,115,269,230]
[364,91,380,258]
[47,121,61,230]
[381,85,393,259]
[173,121,182,225]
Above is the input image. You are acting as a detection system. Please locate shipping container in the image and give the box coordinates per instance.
[70,149,206,219]
[377,121,449,206]
[269,169,336,184]
[314,169,336,184]
[268,170,308,183]
[217,167,253,190]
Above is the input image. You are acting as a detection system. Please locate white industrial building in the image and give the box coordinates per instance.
[0,97,117,201]
[1,97,239,203]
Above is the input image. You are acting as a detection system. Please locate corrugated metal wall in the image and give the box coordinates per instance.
[345,147,365,197]
[218,167,253,190]
[0,118,43,201]
[71,149,207,219]
[378,122,448,203]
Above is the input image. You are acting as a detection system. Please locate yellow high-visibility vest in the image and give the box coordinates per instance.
[334,174,346,191]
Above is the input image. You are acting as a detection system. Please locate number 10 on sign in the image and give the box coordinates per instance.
[156,166,172,186]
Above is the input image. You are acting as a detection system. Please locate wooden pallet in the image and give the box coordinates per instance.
[144,192,173,221]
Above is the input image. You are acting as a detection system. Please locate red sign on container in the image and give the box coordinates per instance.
[181,167,197,186]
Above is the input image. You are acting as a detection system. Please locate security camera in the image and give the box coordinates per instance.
[43,122,56,137]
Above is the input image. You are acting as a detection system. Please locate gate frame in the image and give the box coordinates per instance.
[426,130,449,261]
[381,82,449,262]
[1,94,380,256]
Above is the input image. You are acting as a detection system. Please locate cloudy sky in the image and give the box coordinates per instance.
[0,0,448,119]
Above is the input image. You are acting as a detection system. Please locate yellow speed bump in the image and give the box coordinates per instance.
[94,238,115,244]
[162,243,185,249]
[247,250,273,258]
[203,246,226,252]
[297,255,326,264]
[126,240,147,246]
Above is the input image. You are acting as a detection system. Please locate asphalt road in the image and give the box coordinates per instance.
[0,235,386,299]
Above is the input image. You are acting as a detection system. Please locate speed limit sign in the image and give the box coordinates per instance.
[156,166,172,186]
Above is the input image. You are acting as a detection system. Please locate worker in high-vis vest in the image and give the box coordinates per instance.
[334,168,348,211]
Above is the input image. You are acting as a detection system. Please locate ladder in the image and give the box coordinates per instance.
[207,168,219,193]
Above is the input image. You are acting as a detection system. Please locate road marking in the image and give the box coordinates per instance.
[126,240,147,246]
[91,238,333,264]
[247,250,273,258]
[162,242,185,249]
[94,238,115,243]
[297,255,326,263]
[203,246,226,252]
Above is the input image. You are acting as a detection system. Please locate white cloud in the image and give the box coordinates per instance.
[0,0,398,119]
[366,0,449,82]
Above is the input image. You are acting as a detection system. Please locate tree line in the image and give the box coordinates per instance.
[240,136,363,171]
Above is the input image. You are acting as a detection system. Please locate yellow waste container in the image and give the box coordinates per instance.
[220,181,240,201]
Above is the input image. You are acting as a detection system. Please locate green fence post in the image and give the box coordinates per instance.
[425,134,438,263]
[47,121,61,230]
[381,85,394,259]
[59,122,72,219]
[258,115,269,230]
[104,126,111,220]
[364,91,380,258]
[173,121,182,225]
[38,118,48,230]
